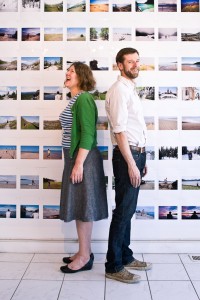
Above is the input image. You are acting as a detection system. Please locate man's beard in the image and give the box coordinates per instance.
[124,68,139,79]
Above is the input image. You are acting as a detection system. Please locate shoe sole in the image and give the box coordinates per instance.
[105,273,141,284]
[125,265,152,271]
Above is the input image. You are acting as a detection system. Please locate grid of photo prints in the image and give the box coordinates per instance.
[0,0,200,224]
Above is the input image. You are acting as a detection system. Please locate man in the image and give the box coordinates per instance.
[105,48,152,283]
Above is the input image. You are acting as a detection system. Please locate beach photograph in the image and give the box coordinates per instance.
[140,180,155,190]
[113,28,131,41]
[146,146,155,160]
[20,205,39,219]
[158,0,177,12]
[182,146,200,160]
[145,116,155,130]
[21,87,40,100]
[159,206,178,219]
[43,205,60,219]
[90,0,109,12]
[20,175,39,189]
[159,57,177,71]
[112,3,131,12]
[159,146,178,160]
[43,146,62,160]
[90,87,107,100]
[159,178,178,190]
[0,145,16,159]
[182,87,200,100]
[22,0,40,12]
[44,86,62,100]
[43,117,61,130]
[182,116,200,130]
[182,177,200,190]
[43,176,61,189]
[137,86,155,100]
[181,57,200,71]
[21,116,39,130]
[0,57,17,71]
[182,206,200,219]
[96,116,108,130]
[0,28,17,41]
[139,57,155,71]
[136,206,154,220]
[135,28,154,41]
[0,205,16,218]
[22,28,40,41]
[181,0,199,12]
[44,57,63,71]
[181,28,200,42]
[159,86,177,100]
[89,58,109,71]
[90,27,109,41]
[159,117,177,130]
[97,145,108,160]
[0,175,16,189]
[44,0,63,12]
[0,116,17,130]
[21,57,40,71]
[0,86,17,100]
[44,28,63,41]
[21,146,39,159]
[67,0,86,12]
[0,0,18,12]
[158,28,177,41]
[136,0,154,12]
[67,28,86,41]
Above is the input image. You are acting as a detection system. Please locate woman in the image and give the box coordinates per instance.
[59,62,108,273]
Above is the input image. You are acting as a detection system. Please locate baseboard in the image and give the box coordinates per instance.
[1,239,200,253]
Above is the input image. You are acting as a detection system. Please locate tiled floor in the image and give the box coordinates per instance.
[0,253,200,300]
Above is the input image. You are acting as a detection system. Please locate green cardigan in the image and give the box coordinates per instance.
[70,92,98,158]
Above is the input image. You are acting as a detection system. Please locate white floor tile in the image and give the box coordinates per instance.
[147,263,189,281]
[192,281,200,298]
[93,253,106,264]
[143,253,181,264]
[149,281,199,300]
[63,263,105,281]
[184,264,200,280]
[0,280,20,300]
[32,253,68,263]
[105,280,151,300]
[59,281,105,300]
[12,280,62,300]
[0,253,34,262]
[179,254,200,264]
[0,262,29,280]
[23,263,64,280]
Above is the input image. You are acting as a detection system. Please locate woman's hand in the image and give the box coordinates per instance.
[70,163,84,184]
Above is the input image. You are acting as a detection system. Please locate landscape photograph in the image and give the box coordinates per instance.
[21,116,39,130]
[43,205,60,219]
[146,146,155,160]
[21,87,40,100]
[144,116,155,130]
[0,116,17,130]
[0,175,16,189]
[0,145,16,159]
[181,57,200,71]
[44,86,62,100]
[90,87,107,100]
[112,3,131,12]
[0,57,17,71]
[158,117,177,130]
[44,28,63,41]
[96,116,108,130]
[158,57,177,71]
[0,86,17,100]
[20,205,39,219]
[139,57,154,71]
[0,205,16,218]
[43,176,61,189]
[159,146,178,160]
[22,28,40,41]
[159,86,177,100]
[0,0,18,12]
[135,206,154,219]
[43,146,62,160]
[158,28,177,41]
[113,28,131,41]
[44,0,63,12]
[90,27,109,41]
[21,0,41,12]
[67,0,86,12]
[89,58,109,71]
[159,206,178,219]
[136,0,154,12]
[43,117,61,130]
[44,56,62,71]
[97,145,108,160]
[181,28,200,41]
[182,116,200,130]
[159,178,178,190]
[20,145,39,159]
[20,175,39,189]
[135,28,154,41]
[66,59,86,69]
[182,177,200,190]
[182,146,200,160]
[181,0,199,12]
[21,57,40,71]
[140,180,155,190]
[158,0,177,12]
[182,87,200,100]
[137,86,155,100]
[90,0,109,12]
[67,27,86,41]
[182,206,200,219]
[0,28,17,41]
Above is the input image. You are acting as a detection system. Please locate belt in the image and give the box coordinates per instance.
[115,145,145,153]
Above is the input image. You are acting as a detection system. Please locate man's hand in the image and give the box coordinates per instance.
[128,163,141,188]
[142,164,148,177]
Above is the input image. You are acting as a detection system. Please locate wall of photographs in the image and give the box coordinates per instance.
[0,0,200,250]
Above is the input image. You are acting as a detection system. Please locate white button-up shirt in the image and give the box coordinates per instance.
[105,75,147,147]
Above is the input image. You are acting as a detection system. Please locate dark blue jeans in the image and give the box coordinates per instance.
[105,147,146,273]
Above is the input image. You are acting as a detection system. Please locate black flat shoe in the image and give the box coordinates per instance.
[62,252,94,264]
[60,257,93,274]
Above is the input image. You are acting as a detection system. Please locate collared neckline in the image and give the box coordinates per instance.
[117,75,136,88]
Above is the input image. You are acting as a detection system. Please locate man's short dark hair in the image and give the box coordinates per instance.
[116,48,139,64]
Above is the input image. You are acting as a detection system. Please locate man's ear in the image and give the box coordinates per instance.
[117,62,123,71]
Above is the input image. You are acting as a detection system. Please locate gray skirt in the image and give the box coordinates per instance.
[60,147,108,222]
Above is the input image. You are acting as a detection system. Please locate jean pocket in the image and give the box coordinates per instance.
[132,152,140,162]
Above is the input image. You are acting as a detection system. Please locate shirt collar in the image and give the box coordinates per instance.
[117,75,136,88]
